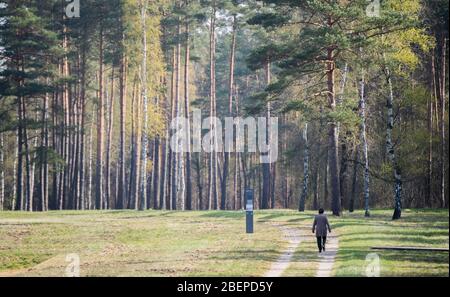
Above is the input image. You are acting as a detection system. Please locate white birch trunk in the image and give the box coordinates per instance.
[139,0,149,210]
[359,72,370,217]
[385,66,402,220]
[298,123,309,212]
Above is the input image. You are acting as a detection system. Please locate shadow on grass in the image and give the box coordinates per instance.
[256,212,310,222]
[209,249,282,262]
[338,228,449,236]
[338,210,449,224]
[286,216,315,223]
[200,211,245,219]
[331,220,383,227]
[329,220,448,230]
[335,252,449,276]
[112,211,177,220]
[337,248,449,266]
[339,235,449,246]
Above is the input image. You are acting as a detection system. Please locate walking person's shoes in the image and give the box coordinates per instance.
[323,246,326,252]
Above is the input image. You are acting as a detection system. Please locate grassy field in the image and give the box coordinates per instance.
[331,209,449,276]
[0,209,448,277]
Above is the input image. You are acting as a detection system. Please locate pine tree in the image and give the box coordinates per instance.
[0,1,61,211]
[248,0,420,215]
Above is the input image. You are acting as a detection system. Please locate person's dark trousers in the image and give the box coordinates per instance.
[316,236,327,252]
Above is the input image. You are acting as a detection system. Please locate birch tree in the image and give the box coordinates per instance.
[298,123,309,212]
[359,71,370,217]
[139,0,149,210]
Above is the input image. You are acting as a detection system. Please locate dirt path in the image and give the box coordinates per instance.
[315,235,339,277]
[264,224,302,277]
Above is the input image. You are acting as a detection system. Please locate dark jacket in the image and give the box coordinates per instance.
[312,214,331,237]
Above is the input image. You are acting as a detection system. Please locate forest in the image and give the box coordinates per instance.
[0,0,448,220]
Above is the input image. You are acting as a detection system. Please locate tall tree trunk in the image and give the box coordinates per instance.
[147,140,154,209]
[40,88,49,211]
[359,72,370,217]
[339,141,349,211]
[50,91,58,210]
[208,2,218,210]
[12,129,17,210]
[87,106,95,210]
[117,54,127,209]
[129,78,140,209]
[427,52,437,208]
[169,48,176,210]
[176,13,186,211]
[16,108,23,211]
[61,27,70,210]
[96,25,105,210]
[105,67,115,209]
[385,66,403,220]
[313,166,319,210]
[21,97,32,211]
[151,82,161,210]
[349,148,359,213]
[240,151,248,209]
[56,105,63,209]
[438,36,447,208]
[257,154,262,209]
[195,153,203,210]
[139,0,149,210]
[326,46,341,216]
[136,86,142,210]
[337,64,349,211]
[173,15,183,209]
[159,75,169,210]
[29,131,37,211]
[54,88,62,210]
[270,159,276,208]
[212,3,219,210]
[68,75,77,210]
[160,136,167,210]
[299,123,309,211]
[282,115,289,208]
[152,138,160,209]
[233,153,239,210]
[116,6,127,210]
[234,86,242,210]
[183,4,192,210]
[78,45,87,210]
[221,14,237,210]
[261,61,271,209]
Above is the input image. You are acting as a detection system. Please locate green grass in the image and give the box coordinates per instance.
[330,209,449,277]
[0,210,285,276]
[0,209,448,276]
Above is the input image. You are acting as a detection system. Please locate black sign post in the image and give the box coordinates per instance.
[245,189,254,234]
